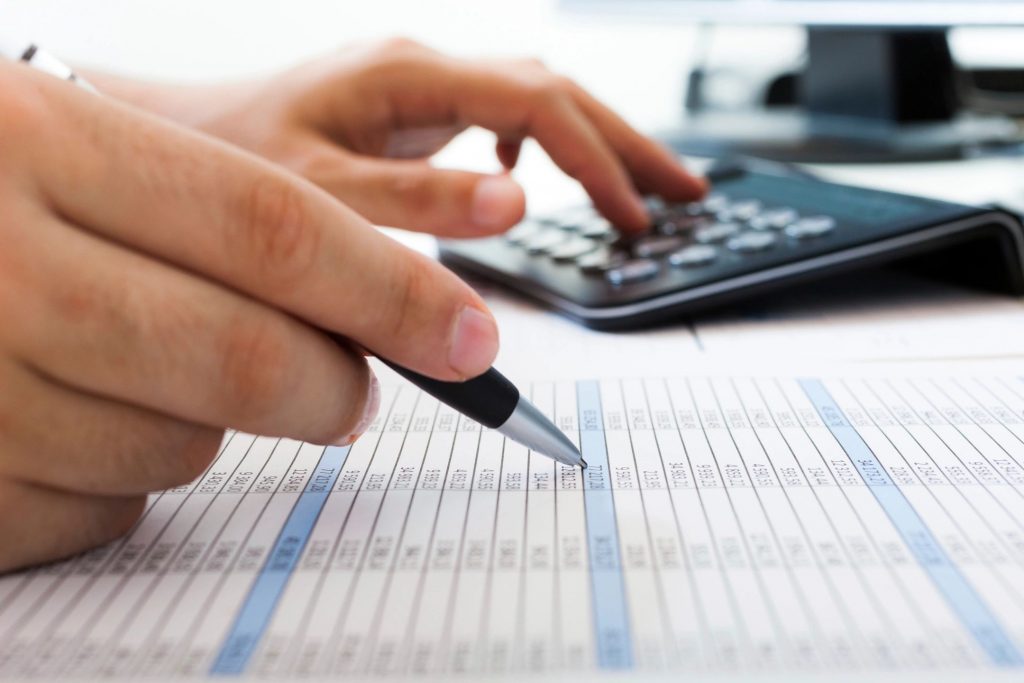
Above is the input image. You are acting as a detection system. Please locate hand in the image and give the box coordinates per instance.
[93,39,707,236]
[0,63,498,571]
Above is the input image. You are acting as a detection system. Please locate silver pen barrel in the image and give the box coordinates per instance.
[495,395,587,468]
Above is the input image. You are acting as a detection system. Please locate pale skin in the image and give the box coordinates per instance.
[0,38,705,572]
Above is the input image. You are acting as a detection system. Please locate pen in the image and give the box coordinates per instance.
[11,42,586,469]
[383,361,586,469]
[2,42,97,91]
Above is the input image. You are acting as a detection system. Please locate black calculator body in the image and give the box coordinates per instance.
[439,166,1024,330]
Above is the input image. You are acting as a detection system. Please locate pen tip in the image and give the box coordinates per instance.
[579,458,588,470]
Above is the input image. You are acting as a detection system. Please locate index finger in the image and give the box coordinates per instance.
[448,63,652,230]
[567,83,709,202]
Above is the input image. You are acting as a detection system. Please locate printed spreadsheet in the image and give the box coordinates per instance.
[3,373,1024,680]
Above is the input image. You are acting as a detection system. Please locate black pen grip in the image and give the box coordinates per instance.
[382,362,519,429]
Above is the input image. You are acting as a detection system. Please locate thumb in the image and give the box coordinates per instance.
[327,157,526,237]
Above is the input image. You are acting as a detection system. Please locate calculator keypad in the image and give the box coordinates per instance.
[504,194,840,287]
[440,169,981,328]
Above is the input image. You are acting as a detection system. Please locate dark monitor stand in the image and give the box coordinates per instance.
[662,27,1021,163]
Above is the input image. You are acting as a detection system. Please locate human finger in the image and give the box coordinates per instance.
[20,66,498,381]
[0,479,145,573]
[309,153,525,236]
[566,83,707,201]
[496,138,523,170]
[4,212,377,447]
[0,357,224,495]
[442,63,650,230]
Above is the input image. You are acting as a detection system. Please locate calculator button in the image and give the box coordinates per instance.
[727,231,777,253]
[523,229,570,254]
[702,194,729,213]
[578,218,616,239]
[683,201,706,217]
[633,235,687,258]
[549,237,599,261]
[749,207,799,231]
[576,247,626,273]
[648,210,674,227]
[718,199,762,222]
[658,215,707,236]
[785,215,837,239]
[644,196,666,213]
[546,208,593,232]
[505,221,542,245]
[605,259,660,286]
[694,222,741,244]
[668,244,718,268]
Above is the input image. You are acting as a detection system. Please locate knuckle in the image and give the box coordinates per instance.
[290,146,347,186]
[517,57,547,72]
[387,171,437,216]
[49,268,117,326]
[240,175,319,282]
[360,36,427,73]
[549,73,577,95]
[47,265,145,359]
[530,74,573,109]
[379,35,425,55]
[380,253,433,340]
[216,315,294,421]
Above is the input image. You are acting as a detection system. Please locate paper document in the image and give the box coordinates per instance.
[693,271,1024,361]
[4,371,1024,679]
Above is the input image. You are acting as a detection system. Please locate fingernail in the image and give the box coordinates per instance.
[448,306,499,378]
[333,371,381,446]
[471,175,525,231]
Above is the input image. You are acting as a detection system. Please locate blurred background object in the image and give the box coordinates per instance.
[568,0,1024,162]
[2,0,1020,154]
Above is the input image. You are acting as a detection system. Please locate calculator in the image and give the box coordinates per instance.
[439,163,1024,330]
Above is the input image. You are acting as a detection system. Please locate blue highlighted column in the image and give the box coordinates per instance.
[577,380,634,670]
[211,445,349,675]
[799,380,1022,667]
